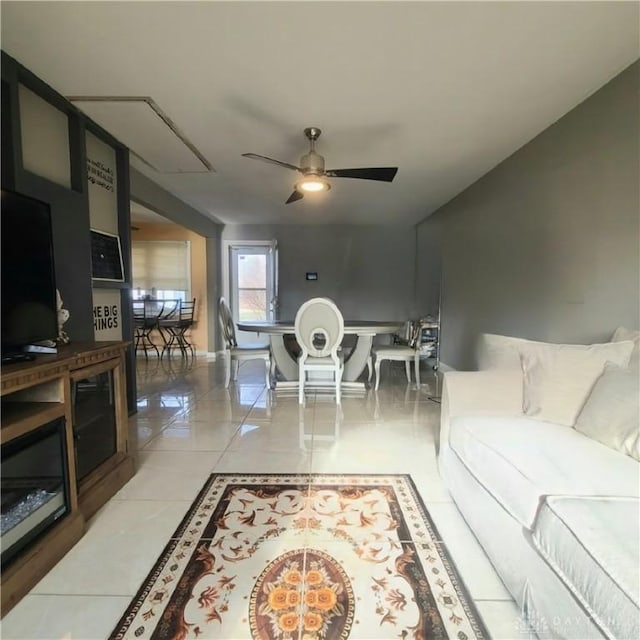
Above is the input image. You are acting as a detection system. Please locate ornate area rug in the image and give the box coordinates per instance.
[110,474,487,639]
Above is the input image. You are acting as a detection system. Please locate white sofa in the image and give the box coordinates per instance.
[438,330,639,639]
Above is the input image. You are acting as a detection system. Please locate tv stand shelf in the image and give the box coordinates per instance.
[0,341,134,617]
[1,401,66,445]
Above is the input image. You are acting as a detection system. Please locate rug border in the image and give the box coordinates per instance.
[403,474,490,639]
[109,472,219,639]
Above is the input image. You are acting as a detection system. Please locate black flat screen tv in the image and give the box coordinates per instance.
[1,189,59,360]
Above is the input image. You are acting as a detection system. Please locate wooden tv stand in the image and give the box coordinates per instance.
[0,341,135,616]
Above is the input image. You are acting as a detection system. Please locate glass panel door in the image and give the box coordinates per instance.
[72,370,117,482]
[230,243,277,346]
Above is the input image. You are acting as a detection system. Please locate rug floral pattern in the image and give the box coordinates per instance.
[109,474,486,639]
[249,548,354,639]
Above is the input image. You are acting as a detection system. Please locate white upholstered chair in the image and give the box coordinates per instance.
[218,297,273,388]
[294,297,345,404]
[372,321,423,390]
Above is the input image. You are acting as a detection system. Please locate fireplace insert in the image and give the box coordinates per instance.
[1,417,70,568]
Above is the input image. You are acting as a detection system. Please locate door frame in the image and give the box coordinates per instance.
[221,239,279,343]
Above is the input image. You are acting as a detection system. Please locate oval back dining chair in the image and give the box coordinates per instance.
[218,297,273,388]
[294,297,345,404]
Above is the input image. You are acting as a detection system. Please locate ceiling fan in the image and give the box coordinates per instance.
[242,127,398,204]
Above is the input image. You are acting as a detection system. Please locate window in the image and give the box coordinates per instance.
[237,253,267,321]
[132,241,190,301]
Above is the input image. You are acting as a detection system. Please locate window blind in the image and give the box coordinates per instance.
[132,241,190,292]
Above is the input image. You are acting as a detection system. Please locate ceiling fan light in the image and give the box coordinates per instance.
[295,175,331,193]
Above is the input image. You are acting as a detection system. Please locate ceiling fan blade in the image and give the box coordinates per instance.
[285,190,304,204]
[242,153,300,172]
[325,167,398,182]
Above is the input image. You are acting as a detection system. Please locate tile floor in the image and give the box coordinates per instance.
[1,356,530,639]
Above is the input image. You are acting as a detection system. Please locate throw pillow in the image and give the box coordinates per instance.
[575,363,640,461]
[611,326,640,347]
[611,326,640,370]
[521,340,634,427]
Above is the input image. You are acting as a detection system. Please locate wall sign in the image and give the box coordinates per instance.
[306,272,318,281]
[92,289,122,341]
[87,158,114,192]
[86,131,118,235]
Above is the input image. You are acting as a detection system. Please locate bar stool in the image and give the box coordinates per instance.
[133,300,165,359]
[159,298,196,358]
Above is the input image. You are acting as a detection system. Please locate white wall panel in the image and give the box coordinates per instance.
[19,84,71,187]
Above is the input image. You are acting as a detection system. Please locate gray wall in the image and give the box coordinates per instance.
[418,61,639,370]
[222,224,416,326]
[206,236,221,352]
[415,214,442,320]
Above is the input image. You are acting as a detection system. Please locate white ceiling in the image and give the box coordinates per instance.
[2,1,638,226]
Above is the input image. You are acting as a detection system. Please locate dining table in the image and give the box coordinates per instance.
[236,320,404,386]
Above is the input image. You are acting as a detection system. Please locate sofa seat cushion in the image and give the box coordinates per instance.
[531,496,640,640]
[448,415,640,529]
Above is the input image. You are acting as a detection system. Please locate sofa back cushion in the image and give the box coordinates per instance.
[476,333,531,370]
[476,333,634,426]
[521,341,634,426]
[575,363,640,461]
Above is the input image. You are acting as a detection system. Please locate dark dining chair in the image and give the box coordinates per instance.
[133,299,165,359]
[159,298,196,358]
